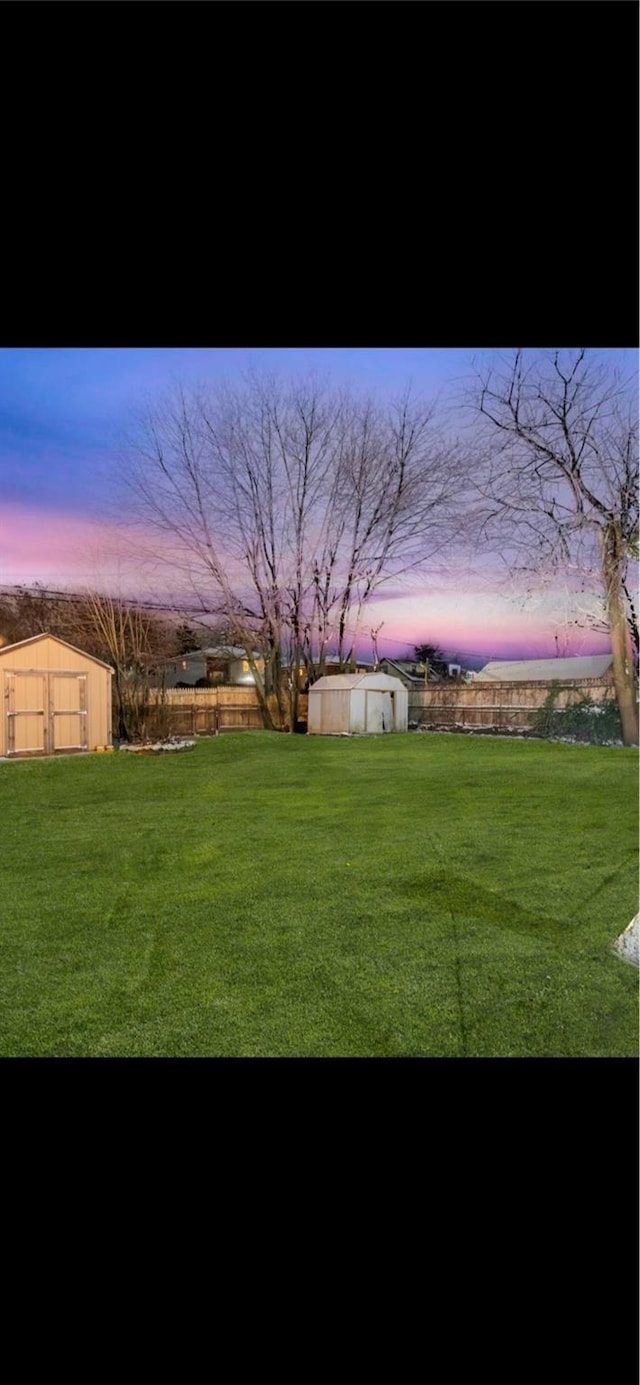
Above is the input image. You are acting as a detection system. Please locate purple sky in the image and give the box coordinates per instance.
[0,347,635,666]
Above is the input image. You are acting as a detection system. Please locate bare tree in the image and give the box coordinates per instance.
[0,584,76,646]
[70,589,173,741]
[120,374,466,730]
[370,622,384,670]
[0,582,174,740]
[468,349,639,745]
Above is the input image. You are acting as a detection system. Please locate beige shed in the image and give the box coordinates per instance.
[308,672,408,735]
[0,633,113,758]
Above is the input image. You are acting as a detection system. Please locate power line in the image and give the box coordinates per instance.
[0,585,502,658]
[1,582,579,664]
[0,582,222,619]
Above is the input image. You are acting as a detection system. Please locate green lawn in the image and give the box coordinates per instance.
[0,733,637,1057]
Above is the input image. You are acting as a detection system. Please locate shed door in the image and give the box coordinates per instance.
[5,672,47,755]
[366,690,393,733]
[50,674,88,751]
[3,670,89,756]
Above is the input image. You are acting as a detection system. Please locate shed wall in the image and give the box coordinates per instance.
[322,689,351,734]
[394,685,409,730]
[0,638,112,756]
[308,688,352,734]
[349,688,367,733]
[307,691,322,734]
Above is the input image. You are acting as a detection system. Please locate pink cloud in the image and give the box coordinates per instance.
[360,590,611,661]
[0,502,613,661]
[0,502,164,593]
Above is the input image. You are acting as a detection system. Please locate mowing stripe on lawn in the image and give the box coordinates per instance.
[0,733,637,1056]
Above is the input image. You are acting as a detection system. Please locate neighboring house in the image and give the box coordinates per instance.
[155,647,264,689]
[205,647,264,686]
[378,656,469,685]
[160,649,209,687]
[379,657,429,686]
[320,658,374,677]
[156,648,376,690]
[475,655,614,682]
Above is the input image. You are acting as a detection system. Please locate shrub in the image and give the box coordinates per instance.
[529,684,622,743]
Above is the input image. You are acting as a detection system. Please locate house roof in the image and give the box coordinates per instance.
[0,632,114,672]
[310,672,406,691]
[476,655,613,682]
[205,646,260,659]
[174,647,260,660]
[380,657,423,677]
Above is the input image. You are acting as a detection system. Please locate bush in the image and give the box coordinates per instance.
[529,684,622,743]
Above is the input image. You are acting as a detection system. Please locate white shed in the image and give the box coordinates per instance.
[308,672,408,735]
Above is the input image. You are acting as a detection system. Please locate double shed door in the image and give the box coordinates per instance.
[4,670,88,756]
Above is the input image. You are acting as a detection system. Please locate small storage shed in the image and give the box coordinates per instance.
[0,633,113,758]
[308,672,408,735]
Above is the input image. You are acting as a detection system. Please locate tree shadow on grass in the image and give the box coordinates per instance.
[398,870,572,938]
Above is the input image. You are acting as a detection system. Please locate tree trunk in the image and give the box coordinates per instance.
[603,523,639,747]
[289,677,298,733]
[250,664,277,731]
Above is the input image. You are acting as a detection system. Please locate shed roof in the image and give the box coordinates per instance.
[309,672,405,691]
[476,655,613,682]
[0,632,114,672]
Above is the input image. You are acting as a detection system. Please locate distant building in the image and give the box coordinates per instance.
[379,657,434,686]
[475,655,614,682]
[206,648,264,686]
[379,656,471,686]
[156,646,264,688]
[156,648,375,689]
[314,658,374,677]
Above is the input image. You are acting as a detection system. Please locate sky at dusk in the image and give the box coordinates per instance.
[0,347,635,666]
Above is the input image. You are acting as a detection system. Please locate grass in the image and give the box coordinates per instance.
[0,733,637,1057]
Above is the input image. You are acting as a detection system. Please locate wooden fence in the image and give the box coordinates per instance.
[141,687,310,737]
[407,679,615,730]
[138,679,614,738]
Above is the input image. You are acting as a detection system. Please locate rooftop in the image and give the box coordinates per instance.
[476,655,613,682]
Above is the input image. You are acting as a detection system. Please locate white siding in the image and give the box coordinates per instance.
[307,689,323,734]
[393,685,408,730]
[349,689,367,734]
[321,689,351,733]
